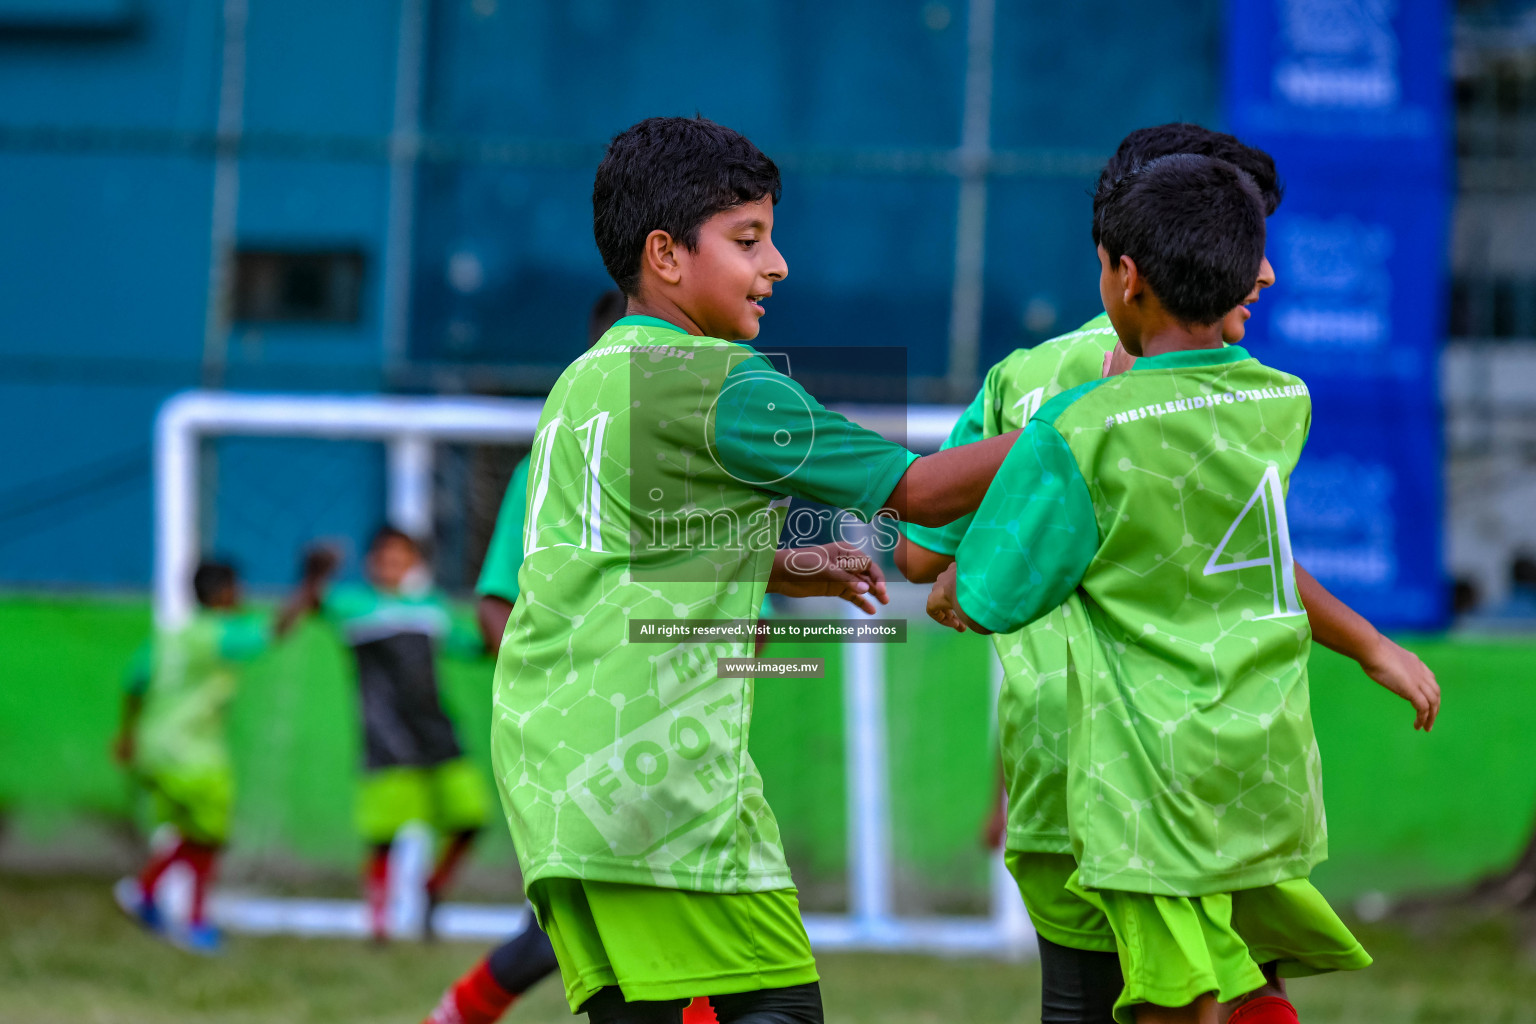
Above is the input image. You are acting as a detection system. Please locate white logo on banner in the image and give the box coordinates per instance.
[1275,0,1400,109]
[1288,457,1397,587]
[1272,216,1393,350]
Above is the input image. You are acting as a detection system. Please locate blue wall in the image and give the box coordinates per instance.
[0,0,1229,591]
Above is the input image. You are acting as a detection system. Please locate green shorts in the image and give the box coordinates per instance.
[1067,872,1372,1024]
[355,757,492,844]
[1006,850,1116,953]
[528,879,819,1013]
[143,764,233,846]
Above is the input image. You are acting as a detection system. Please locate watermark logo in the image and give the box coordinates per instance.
[704,353,818,488]
[627,344,908,582]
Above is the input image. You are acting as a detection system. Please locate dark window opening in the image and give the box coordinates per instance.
[233,250,365,324]
[1450,275,1536,339]
[0,0,139,33]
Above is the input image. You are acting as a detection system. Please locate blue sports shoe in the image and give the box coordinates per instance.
[112,877,165,933]
[176,922,223,956]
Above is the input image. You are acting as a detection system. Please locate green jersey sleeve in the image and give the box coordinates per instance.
[320,583,371,625]
[476,455,530,602]
[955,418,1098,634]
[447,611,488,659]
[123,641,153,697]
[218,616,270,662]
[902,372,991,556]
[711,355,917,519]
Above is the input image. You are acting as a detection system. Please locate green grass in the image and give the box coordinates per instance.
[7,876,1536,1022]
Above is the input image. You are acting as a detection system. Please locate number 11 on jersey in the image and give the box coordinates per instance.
[525,412,609,556]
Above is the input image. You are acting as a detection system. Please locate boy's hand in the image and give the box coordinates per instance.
[769,542,889,615]
[302,545,340,583]
[299,544,341,609]
[926,563,966,632]
[1360,635,1441,732]
[981,801,1007,850]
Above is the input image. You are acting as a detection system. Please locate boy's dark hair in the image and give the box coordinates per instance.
[1094,154,1267,326]
[593,116,782,295]
[587,289,628,345]
[1093,123,1283,247]
[369,525,419,553]
[192,560,238,606]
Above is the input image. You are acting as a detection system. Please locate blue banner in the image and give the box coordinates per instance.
[1225,0,1450,629]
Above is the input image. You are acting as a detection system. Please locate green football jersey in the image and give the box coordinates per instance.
[492,315,916,894]
[955,346,1318,897]
[321,582,481,657]
[474,452,762,616]
[478,454,531,603]
[906,315,1116,854]
[134,612,268,772]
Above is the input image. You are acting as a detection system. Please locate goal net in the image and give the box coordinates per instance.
[153,389,1033,956]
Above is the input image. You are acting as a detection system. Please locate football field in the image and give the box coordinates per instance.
[6,875,1536,1024]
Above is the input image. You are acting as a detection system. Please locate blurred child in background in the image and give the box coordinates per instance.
[311,527,492,943]
[113,553,331,953]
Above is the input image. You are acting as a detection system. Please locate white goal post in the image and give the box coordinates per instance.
[154,390,1034,956]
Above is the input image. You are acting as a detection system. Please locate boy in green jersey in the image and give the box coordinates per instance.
[490,115,1020,1023]
[311,526,494,942]
[932,154,1375,1023]
[423,288,730,1024]
[428,298,720,1024]
[903,125,1439,1024]
[113,556,328,952]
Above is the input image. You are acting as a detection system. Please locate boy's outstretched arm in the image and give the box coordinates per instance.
[893,379,988,583]
[112,644,152,765]
[477,596,514,656]
[980,756,1007,850]
[926,562,994,634]
[113,692,144,766]
[894,535,953,584]
[881,430,1021,528]
[768,540,890,615]
[1297,564,1440,732]
[476,455,530,655]
[273,546,339,639]
[897,537,952,583]
[926,419,1097,637]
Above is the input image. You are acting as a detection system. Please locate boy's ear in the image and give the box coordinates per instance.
[1119,254,1144,306]
[642,229,683,286]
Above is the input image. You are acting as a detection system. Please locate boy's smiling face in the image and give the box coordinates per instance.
[1219,254,1276,343]
[672,195,787,341]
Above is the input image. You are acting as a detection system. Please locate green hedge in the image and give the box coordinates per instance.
[0,595,1529,906]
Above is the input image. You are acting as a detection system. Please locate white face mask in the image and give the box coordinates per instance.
[401,564,432,596]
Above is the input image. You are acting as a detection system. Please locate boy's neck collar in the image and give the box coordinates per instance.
[612,314,690,336]
[1132,345,1250,370]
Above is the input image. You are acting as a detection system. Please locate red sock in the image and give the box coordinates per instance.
[426,831,477,901]
[1227,995,1300,1024]
[682,997,717,1024]
[138,839,187,899]
[366,846,391,940]
[180,841,220,927]
[425,958,517,1024]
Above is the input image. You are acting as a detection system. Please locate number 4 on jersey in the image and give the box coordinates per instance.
[1204,465,1305,620]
